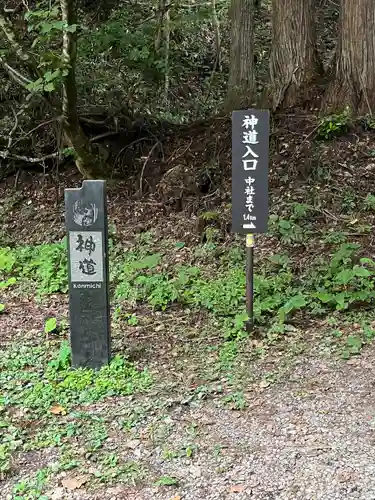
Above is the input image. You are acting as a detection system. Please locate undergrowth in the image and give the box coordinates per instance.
[0,341,151,479]
[2,235,375,338]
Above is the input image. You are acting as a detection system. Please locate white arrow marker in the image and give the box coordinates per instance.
[243,223,256,229]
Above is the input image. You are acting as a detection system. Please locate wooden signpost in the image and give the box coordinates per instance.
[65,180,111,369]
[231,109,270,331]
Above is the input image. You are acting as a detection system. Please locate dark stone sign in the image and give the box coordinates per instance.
[231,109,270,234]
[65,180,111,369]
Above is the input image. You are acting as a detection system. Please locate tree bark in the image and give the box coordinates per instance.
[269,0,322,109]
[61,0,107,179]
[226,0,255,110]
[212,0,221,71]
[323,0,375,115]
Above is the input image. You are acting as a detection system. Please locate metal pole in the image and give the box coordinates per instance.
[245,234,254,333]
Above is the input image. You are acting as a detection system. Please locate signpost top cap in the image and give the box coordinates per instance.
[65,179,106,194]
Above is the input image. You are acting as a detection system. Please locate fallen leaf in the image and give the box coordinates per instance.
[50,404,66,415]
[61,475,89,490]
[170,496,182,500]
[125,439,140,449]
[230,485,245,493]
[259,380,270,389]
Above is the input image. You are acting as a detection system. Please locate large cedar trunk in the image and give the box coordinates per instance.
[269,0,322,109]
[226,0,255,110]
[323,0,375,115]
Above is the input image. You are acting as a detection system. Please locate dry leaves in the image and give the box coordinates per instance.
[229,485,245,493]
[61,474,89,490]
[50,404,66,415]
[259,380,271,389]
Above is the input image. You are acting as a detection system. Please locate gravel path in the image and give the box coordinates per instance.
[122,347,375,500]
[3,345,375,500]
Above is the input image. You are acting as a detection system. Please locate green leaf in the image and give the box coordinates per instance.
[315,292,333,303]
[153,476,179,486]
[131,253,161,270]
[45,317,57,334]
[360,257,375,267]
[44,82,55,92]
[26,78,44,92]
[335,293,348,310]
[346,335,363,354]
[66,24,77,33]
[0,304,4,313]
[278,220,291,229]
[334,269,354,284]
[278,294,307,322]
[40,22,53,34]
[347,334,362,346]
[353,265,372,277]
[44,69,60,82]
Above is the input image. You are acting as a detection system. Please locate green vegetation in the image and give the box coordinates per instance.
[0,338,151,487]
[2,234,375,335]
[2,194,375,495]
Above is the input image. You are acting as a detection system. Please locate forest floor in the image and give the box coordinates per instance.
[1,120,375,500]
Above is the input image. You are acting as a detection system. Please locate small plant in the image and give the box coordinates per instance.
[0,277,16,289]
[317,107,351,140]
[0,304,4,313]
[0,247,16,273]
[127,313,138,326]
[360,115,375,131]
[200,211,219,221]
[268,215,304,244]
[363,193,375,211]
[291,203,312,219]
[222,391,247,410]
[153,475,179,486]
[341,188,358,213]
[0,242,68,295]
[322,230,348,244]
[341,335,363,359]
[44,317,57,335]
[48,340,71,371]
[278,294,307,322]
[12,467,49,499]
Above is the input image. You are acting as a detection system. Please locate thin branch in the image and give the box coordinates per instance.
[114,136,149,165]
[154,0,167,52]
[163,8,170,107]
[3,62,32,84]
[212,0,221,71]
[3,1,23,13]
[0,58,30,89]
[12,118,59,146]
[0,150,59,163]
[89,131,121,143]
[0,13,30,62]
[6,108,20,152]
[139,141,161,196]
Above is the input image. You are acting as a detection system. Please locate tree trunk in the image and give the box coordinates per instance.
[323,0,375,115]
[226,0,255,110]
[61,0,107,179]
[269,0,322,109]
